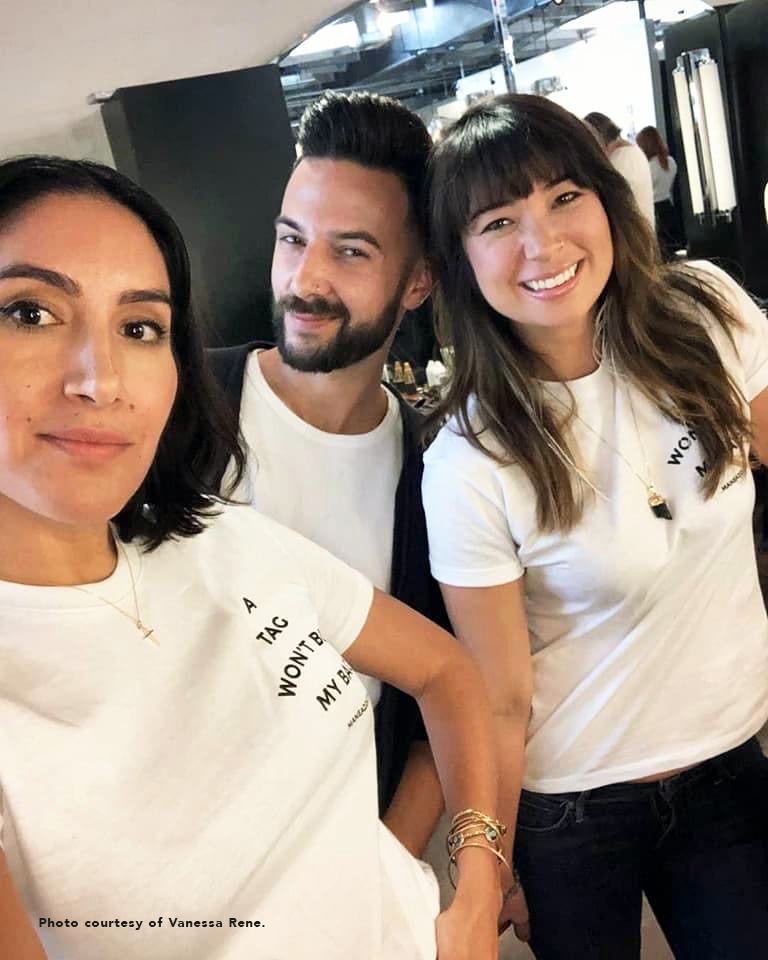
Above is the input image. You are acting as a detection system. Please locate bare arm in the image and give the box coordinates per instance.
[382,741,443,858]
[750,385,768,465]
[440,578,533,942]
[0,851,47,960]
[345,588,501,959]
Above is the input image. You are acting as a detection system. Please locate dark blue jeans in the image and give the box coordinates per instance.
[513,738,768,959]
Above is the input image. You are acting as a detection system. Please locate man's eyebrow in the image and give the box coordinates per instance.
[275,219,382,252]
[275,215,303,232]
[118,289,171,307]
[0,263,81,295]
[332,231,382,251]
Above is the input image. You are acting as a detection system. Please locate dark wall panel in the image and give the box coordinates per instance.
[102,65,295,346]
[725,0,768,298]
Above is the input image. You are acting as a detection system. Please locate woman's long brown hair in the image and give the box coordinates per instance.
[637,125,670,170]
[426,94,750,532]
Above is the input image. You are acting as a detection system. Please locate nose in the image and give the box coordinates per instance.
[62,330,122,407]
[519,213,564,261]
[289,244,333,300]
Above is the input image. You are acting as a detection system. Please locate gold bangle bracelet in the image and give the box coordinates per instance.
[447,841,511,889]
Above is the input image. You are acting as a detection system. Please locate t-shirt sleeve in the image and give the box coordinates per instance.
[268,520,374,656]
[422,438,524,587]
[693,261,768,400]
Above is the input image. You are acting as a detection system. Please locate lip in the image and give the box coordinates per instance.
[39,428,133,462]
[286,310,338,326]
[519,260,583,299]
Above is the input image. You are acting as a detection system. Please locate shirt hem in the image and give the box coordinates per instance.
[335,579,375,656]
[523,709,768,794]
[746,359,768,402]
[429,563,524,587]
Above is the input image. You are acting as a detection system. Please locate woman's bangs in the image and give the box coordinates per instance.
[457,122,585,227]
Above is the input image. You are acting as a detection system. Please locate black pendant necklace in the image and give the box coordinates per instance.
[647,486,673,520]
[541,379,673,521]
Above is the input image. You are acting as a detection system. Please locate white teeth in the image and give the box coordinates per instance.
[524,262,578,291]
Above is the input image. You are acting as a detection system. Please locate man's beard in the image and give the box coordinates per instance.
[271,282,406,374]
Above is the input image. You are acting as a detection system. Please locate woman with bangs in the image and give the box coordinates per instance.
[422,94,768,959]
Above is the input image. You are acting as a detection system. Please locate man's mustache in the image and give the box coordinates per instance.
[277,295,350,323]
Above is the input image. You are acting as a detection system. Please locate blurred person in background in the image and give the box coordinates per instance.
[585,111,655,228]
[637,125,684,260]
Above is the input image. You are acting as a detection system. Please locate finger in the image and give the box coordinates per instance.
[505,892,529,925]
[513,919,531,942]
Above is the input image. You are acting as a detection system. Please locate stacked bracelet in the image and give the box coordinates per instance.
[445,808,510,889]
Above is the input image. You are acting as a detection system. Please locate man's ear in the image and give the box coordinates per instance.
[401,257,434,311]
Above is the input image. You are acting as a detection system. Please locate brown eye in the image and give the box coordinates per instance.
[122,320,165,343]
[1,300,57,327]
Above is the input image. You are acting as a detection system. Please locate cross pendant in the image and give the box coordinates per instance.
[138,622,158,645]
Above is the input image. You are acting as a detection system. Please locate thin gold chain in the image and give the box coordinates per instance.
[72,536,157,645]
[541,380,660,499]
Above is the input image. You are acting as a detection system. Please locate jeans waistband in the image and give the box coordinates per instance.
[524,736,764,804]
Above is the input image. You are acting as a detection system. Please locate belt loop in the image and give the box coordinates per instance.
[574,790,591,824]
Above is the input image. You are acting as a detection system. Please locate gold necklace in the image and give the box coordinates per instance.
[542,381,673,520]
[72,535,158,644]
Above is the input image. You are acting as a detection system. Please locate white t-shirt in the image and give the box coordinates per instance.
[423,262,768,793]
[611,143,655,226]
[649,155,678,204]
[0,506,438,959]
[237,352,404,706]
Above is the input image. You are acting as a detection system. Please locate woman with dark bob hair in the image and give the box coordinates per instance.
[422,94,768,958]
[0,157,504,960]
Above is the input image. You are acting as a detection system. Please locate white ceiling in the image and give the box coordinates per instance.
[0,0,350,160]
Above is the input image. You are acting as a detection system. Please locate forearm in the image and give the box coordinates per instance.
[416,653,501,899]
[493,710,529,863]
[382,741,444,857]
[417,654,498,819]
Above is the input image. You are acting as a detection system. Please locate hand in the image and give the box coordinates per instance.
[498,876,530,942]
[435,893,500,960]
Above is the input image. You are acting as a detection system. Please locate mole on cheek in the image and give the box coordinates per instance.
[129,403,136,411]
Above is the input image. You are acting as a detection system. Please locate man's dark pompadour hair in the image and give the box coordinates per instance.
[297,91,432,238]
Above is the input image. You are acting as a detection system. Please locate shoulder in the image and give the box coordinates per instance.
[384,384,418,433]
[424,409,510,487]
[617,145,651,181]
[154,504,330,581]
[681,260,755,312]
[207,340,270,411]
[677,260,768,395]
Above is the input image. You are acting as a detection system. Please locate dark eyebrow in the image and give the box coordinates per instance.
[467,199,516,227]
[0,263,81,295]
[274,217,382,252]
[467,176,575,227]
[119,289,171,307]
[0,263,170,307]
[275,215,302,232]
[333,231,382,251]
